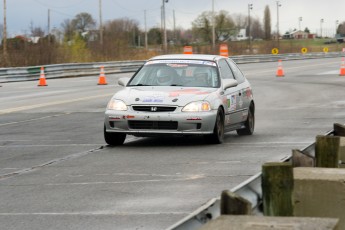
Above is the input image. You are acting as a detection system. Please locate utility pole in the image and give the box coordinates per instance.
[48,9,51,44]
[144,10,148,49]
[276,1,281,48]
[212,0,215,54]
[99,0,103,45]
[162,0,168,53]
[248,4,253,53]
[3,0,9,66]
[320,19,324,38]
[173,9,176,44]
[298,17,302,31]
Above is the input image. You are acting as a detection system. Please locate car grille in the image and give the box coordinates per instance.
[128,121,178,130]
[132,106,176,112]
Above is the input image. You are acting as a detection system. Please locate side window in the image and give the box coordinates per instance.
[227,59,245,84]
[218,59,235,79]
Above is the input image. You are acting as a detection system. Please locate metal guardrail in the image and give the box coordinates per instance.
[0,61,145,83]
[166,129,335,230]
[0,52,342,83]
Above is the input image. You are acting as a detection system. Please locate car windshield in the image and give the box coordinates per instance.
[128,60,220,88]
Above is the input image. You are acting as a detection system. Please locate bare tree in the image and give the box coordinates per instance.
[31,27,45,37]
[192,10,236,43]
[71,12,96,32]
[251,17,264,39]
[337,21,345,34]
[263,5,271,40]
[61,19,74,41]
[232,13,247,29]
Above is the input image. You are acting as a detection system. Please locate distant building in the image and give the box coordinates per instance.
[283,30,316,39]
[230,29,248,41]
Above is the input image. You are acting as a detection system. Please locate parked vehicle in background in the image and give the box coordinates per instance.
[104,54,255,146]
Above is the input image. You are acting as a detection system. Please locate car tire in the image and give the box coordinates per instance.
[236,104,254,136]
[104,125,126,146]
[207,108,225,144]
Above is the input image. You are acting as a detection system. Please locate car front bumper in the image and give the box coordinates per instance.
[104,108,218,136]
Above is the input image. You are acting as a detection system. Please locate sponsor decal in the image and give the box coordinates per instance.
[167,64,188,68]
[225,114,231,124]
[227,95,236,112]
[123,115,135,119]
[187,117,202,121]
[143,96,164,103]
[109,116,121,120]
[169,88,209,97]
[238,98,244,108]
[242,111,248,121]
[145,60,216,66]
[245,88,252,98]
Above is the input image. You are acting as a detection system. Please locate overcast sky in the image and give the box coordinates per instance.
[2,0,344,37]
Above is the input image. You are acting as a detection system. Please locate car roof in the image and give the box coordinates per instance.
[149,54,225,62]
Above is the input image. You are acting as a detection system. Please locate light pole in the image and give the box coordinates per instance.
[99,0,103,45]
[162,0,168,53]
[320,19,324,38]
[248,4,253,52]
[3,0,9,66]
[212,0,215,54]
[298,17,302,31]
[276,1,281,47]
[335,20,339,37]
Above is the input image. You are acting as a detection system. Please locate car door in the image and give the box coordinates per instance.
[226,58,251,123]
[217,59,242,126]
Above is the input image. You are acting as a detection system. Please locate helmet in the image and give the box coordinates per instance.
[193,67,210,86]
[156,68,175,86]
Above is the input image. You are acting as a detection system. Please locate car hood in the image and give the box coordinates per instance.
[114,86,218,106]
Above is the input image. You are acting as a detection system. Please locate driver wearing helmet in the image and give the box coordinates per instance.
[193,67,210,87]
[156,68,176,86]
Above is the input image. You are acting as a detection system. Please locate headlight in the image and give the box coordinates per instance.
[182,101,211,112]
[107,99,127,111]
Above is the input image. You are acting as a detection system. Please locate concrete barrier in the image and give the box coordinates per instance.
[199,215,338,230]
[294,167,345,229]
[169,123,345,229]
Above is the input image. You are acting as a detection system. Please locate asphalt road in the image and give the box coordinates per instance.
[0,57,344,230]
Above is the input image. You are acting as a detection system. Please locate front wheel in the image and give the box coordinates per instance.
[236,105,255,136]
[104,125,126,146]
[206,108,225,144]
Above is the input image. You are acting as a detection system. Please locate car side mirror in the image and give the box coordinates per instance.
[223,79,238,90]
[118,77,130,86]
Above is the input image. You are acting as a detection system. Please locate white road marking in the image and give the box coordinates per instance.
[0,93,113,115]
[46,175,205,186]
[0,211,188,216]
[0,113,70,126]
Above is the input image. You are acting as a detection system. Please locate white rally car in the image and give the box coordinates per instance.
[104,54,254,145]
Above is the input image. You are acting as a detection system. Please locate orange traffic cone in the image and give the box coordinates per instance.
[97,66,108,85]
[339,57,345,76]
[276,59,285,77]
[37,66,48,86]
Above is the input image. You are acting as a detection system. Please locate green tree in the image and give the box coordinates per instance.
[304,27,310,33]
[148,27,162,45]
